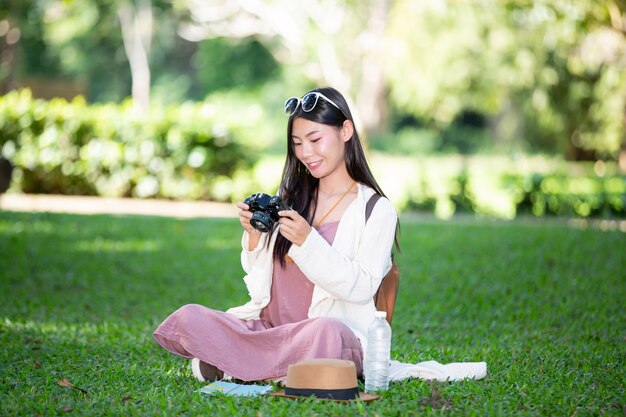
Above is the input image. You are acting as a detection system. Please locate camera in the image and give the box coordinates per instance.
[243,193,291,233]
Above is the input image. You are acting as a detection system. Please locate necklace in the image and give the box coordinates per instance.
[314,181,356,227]
[284,180,356,263]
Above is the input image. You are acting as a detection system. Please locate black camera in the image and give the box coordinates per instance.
[243,193,291,233]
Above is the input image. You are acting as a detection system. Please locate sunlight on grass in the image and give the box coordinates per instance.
[0,219,55,234]
[567,218,626,233]
[73,238,161,253]
[204,237,240,251]
[2,317,133,339]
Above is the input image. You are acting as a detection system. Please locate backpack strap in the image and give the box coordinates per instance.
[366,193,393,262]
[366,193,399,325]
[365,193,382,223]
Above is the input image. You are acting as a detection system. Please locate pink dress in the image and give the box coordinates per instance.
[152,221,363,381]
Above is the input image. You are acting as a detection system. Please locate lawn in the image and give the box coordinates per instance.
[0,210,624,416]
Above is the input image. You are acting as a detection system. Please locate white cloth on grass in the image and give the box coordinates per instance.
[389,360,487,382]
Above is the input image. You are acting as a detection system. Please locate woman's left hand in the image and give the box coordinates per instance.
[278,210,311,247]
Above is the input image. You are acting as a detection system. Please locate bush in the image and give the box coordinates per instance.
[2,90,624,219]
[0,90,254,201]
[372,154,626,219]
[507,173,626,217]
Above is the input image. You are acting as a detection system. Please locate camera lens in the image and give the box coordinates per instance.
[250,212,273,233]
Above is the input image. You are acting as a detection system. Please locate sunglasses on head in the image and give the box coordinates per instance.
[284,92,342,116]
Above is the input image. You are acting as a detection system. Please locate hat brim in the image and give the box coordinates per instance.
[269,390,379,403]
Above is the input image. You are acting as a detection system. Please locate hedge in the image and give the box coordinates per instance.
[0,90,254,201]
[507,173,626,218]
[370,154,626,219]
[1,90,625,219]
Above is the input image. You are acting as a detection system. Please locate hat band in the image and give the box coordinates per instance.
[285,386,360,400]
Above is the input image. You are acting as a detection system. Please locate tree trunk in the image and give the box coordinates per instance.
[118,0,152,116]
[356,0,391,139]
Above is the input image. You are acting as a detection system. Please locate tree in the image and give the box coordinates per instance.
[0,1,56,95]
[505,0,626,161]
[174,0,393,136]
[1,0,187,108]
[2,0,133,101]
[384,0,626,160]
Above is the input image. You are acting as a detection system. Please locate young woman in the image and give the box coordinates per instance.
[153,87,398,382]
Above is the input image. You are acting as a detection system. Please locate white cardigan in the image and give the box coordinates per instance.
[226,183,398,352]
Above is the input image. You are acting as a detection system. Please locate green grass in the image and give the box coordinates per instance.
[1,210,624,416]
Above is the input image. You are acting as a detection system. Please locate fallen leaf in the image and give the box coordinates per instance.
[34,361,42,369]
[57,379,88,395]
[57,379,74,388]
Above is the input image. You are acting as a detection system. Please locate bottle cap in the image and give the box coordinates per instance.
[374,311,387,318]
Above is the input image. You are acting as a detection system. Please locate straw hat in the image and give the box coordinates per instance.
[270,358,379,402]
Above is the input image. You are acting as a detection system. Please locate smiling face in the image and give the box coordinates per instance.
[291,117,352,181]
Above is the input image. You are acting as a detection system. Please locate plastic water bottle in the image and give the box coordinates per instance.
[364,311,391,393]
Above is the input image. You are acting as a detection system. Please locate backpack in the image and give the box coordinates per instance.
[366,194,399,325]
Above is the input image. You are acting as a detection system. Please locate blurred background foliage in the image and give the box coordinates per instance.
[0,0,624,218]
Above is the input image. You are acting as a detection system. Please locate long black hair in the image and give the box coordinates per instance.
[272,87,398,267]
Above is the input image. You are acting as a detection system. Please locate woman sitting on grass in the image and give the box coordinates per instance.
[153,87,399,382]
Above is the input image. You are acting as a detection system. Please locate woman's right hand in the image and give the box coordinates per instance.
[236,202,262,249]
